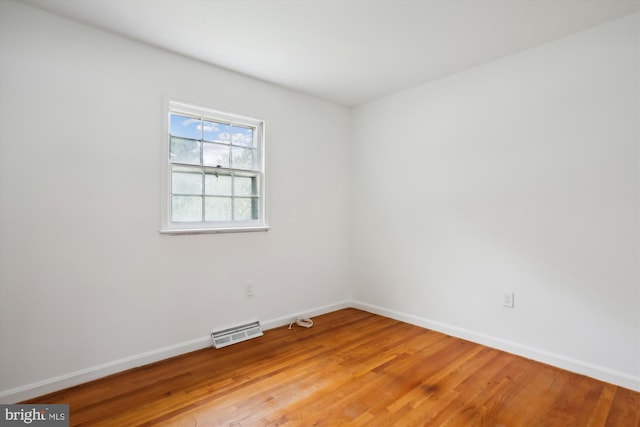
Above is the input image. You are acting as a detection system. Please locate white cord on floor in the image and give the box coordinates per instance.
[288,318,313,329]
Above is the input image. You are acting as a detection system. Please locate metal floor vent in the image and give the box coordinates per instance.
[211,321,263,349]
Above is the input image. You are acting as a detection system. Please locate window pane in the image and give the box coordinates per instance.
[172,196,202,222]
[171,114,202,140]
[203,121,230,144]
[205,197,232,221]
[167,102,265,231]
[234,198,258,221]
[205,173,232,196]
[234,176,256,196]
[232,125,254,147]
[170,137,200,165]
[172,171,202,195]
[232,146,255,170]
[203,143,230,168]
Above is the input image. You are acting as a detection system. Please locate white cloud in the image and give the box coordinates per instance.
[181,118,200,127]
[202,121,221,132]
[232,132,252,146]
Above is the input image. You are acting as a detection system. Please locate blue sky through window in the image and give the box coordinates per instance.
[232,126,253,146]
[204,121,230,143]
[171,114,201,140]
[171,114,252,147]
[171,114,234,144]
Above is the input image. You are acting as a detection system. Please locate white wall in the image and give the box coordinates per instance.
[1,0,639,402]
[351,13,640,390]
[0,0,351,400]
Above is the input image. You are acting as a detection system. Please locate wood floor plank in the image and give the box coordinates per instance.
[587,384,617,427]
[24,308,640,426]
[490,363,569,426]
[605,386,640,427]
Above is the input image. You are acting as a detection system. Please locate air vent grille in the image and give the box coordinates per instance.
[211,321,263,349]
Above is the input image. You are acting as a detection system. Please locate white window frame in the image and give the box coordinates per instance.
[160,101,268,234]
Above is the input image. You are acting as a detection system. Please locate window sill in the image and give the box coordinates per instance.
[160,226,270,235]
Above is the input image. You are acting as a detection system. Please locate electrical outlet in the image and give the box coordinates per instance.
[502,291,514,308]
[245,281,254,296]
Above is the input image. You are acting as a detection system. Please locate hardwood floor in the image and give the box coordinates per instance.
[25,308,639,426]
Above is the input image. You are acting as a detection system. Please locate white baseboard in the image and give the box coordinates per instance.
[3,298,636,403]
[0,300,351,404]
[351,300,640,392]
[0,335,212,404]
[261,300,351,331]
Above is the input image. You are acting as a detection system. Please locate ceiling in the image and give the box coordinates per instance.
[21,0,640,107]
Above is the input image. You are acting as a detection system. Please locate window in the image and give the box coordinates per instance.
[161,101,267,234]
